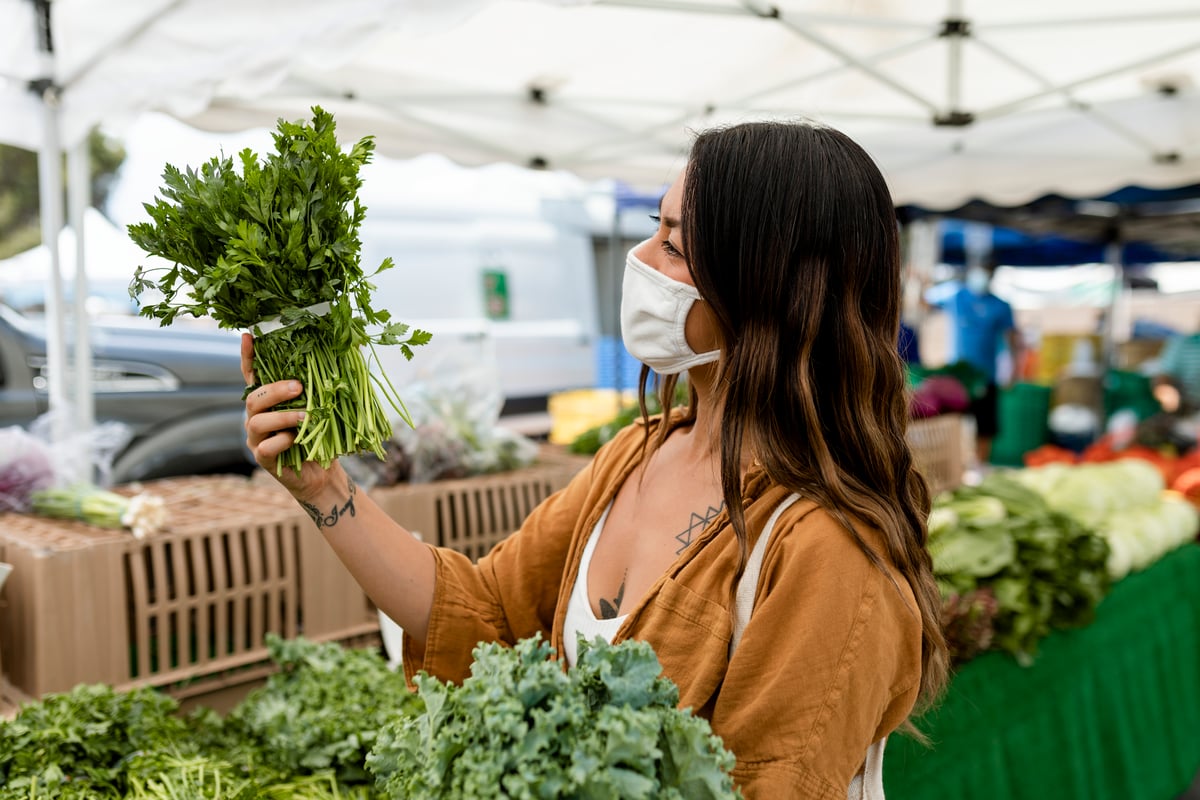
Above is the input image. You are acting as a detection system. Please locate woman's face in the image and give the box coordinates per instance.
[631,172,720,356]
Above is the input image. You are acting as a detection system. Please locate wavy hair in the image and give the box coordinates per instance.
[643,120,947,712]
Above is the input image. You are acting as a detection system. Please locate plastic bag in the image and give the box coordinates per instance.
[389,350,538,484]
[28,409,133,488]
[0,426,56,512]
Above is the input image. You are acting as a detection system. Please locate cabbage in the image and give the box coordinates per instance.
[930,477,1112,663]
[928,526,1015,578]
[1159,495,1200,546]
[1022,460,1165,526]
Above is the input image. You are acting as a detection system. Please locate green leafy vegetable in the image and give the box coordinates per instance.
[128,107,430,474]
[930,472,1112,664]
[0,636,739,798]
[224,634,421,784]
[367,635,742,799]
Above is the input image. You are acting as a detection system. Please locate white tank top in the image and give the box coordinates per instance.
[563,501,626,666]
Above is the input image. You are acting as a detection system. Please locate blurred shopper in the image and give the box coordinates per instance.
[1155,329,1200,413]
[243,121,946,798]
[931,260,1022,463]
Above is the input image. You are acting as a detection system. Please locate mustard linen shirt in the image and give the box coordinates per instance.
[403,420,923,799]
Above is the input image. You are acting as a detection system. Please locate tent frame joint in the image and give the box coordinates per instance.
[934,110,975,127]
[938,18,971,38]
[27,77,60,104]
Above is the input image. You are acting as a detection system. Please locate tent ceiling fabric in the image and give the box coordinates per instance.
[0,0,491,152]
[4,1,1200,210]
[176,0,1200,208]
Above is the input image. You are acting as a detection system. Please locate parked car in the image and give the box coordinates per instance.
[0,303,254,483]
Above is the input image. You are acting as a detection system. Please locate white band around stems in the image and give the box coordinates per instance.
[249,301,333,336]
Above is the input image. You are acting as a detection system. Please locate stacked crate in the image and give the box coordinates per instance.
[0,475,377,703]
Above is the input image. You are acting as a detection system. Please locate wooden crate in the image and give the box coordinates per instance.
[908,414,966,496]
[0,476,376,699]
[370,452,590,561]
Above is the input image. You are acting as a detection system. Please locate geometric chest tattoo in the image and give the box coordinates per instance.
[675,502,725,556]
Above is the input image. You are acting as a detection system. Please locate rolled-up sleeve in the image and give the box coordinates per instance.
[402,452,599,685]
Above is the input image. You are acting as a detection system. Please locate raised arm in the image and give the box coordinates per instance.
[241,333,437,643]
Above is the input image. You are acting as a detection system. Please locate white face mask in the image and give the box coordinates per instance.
[965,267,990,296]
[620,249,720,375]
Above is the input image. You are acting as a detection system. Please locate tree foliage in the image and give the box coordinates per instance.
[0,129,126,259]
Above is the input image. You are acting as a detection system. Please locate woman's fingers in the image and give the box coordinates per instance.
[243,378,305,467]
[245,380,303,416]
[241,333,257,386]
[254,427,298,460]
[246,409,307,440]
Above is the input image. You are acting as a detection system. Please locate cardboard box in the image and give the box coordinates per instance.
[0,475,377,699]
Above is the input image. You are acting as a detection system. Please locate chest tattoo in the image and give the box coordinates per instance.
[599,569,627,619]
[675,503,725,556]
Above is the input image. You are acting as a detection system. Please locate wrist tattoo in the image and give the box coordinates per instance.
[675,502,725,556]
[301,476,357,530]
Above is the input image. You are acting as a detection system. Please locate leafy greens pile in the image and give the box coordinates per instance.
[0,635,741,799]
[128,107,430,473]
[368,635,741,799]
[0,635,409,799]
[928,472,1112,664]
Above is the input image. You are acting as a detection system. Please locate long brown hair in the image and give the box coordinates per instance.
[645,120,947,712]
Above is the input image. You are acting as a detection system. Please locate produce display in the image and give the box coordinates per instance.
[930,452,1200,667]
[29,484,167,540]
[128,108,430,474]
[907,361,985,420]
[1009,459,1199,580]
[371,636,739,799]
[0,636,739,800]
[929,473,1112,665]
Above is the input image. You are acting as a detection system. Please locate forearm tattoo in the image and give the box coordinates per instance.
[301,475,357,530]
[676,503,725,556]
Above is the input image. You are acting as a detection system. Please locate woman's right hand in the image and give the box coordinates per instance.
[241,333,340,501]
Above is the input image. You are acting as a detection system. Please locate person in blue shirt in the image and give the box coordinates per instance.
[930,261,1022,463]
[1154,330,1200,413]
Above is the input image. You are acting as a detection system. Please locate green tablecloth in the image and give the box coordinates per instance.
[886,543,1200,800]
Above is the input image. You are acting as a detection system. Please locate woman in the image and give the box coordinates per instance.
[243,120,947,798]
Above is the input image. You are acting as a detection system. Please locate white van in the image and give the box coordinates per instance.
[358,155,601,417]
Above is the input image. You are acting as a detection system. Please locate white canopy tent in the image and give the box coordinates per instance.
[0,0,491,446]
[181,0,1200,208]
[5,0,1200,446]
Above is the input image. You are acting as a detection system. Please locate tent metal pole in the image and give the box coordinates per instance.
[557,34,932,165]
[36,85,71,447]
[945,0,964,114]
[968,37,1162,158]
[68,136,95,471]
[983,10,1200,32]
[1103,238,1123,374]
[610,206,624,395]
[981,39,1200,118]
[595,0,931,29]
[766,7,939,114]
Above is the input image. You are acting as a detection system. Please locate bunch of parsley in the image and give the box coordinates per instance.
[128,107,430,474]
[367,635,742,800]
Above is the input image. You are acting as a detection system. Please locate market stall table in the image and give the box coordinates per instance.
[886,543,1200,800]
